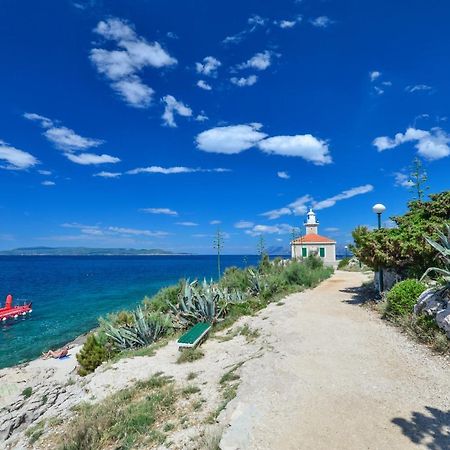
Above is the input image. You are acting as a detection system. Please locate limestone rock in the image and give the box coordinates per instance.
[436,306,450,338]
[414,288,446,316]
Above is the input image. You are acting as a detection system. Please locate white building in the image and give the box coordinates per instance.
[291,209,336,265]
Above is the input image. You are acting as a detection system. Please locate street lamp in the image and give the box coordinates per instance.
[372,203,386,293]
[344,245,348,258]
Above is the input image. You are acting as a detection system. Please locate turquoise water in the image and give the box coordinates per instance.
[0,255,258,369]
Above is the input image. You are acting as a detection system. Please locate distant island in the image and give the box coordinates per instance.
[0,247,183,256]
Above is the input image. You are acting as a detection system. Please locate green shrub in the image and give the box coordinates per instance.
[337,258,350,269]
[385,279,427,318]
[143,284,181,314]
[77,333,111,376]
[220,267,251,292]
[22,387,32,398]
[260,273,287,300]
[304,255,324,271]
[258,254,272,273]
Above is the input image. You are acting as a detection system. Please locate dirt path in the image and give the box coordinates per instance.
[220,271,450,450]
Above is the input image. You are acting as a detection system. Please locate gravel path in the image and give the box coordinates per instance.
[220,271,450,450]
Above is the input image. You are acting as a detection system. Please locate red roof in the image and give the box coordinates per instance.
[292,234,336,244]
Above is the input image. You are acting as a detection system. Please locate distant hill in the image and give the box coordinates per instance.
[0,247,181,256]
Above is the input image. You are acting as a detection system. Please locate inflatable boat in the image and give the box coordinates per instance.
[0,294,32,321]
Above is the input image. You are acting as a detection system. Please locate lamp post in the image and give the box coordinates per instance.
[372,203,386,293]
[344,245,348,258]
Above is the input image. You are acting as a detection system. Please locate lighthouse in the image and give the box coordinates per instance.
[290,209,336,265]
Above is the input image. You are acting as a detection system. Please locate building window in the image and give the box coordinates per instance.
[302,247,307,258]
[319,247,325,258]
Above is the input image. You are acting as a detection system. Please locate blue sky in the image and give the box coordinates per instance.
[1,0,449,254]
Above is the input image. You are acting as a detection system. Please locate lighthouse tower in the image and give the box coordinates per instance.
[290,208,336,265]
[304,209,319,235]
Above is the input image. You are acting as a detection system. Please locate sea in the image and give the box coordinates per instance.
[0,255,260,369]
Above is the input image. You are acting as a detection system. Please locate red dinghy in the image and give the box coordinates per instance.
[0,294,32,322]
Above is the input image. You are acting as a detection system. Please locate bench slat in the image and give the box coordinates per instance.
[178,322,211,348]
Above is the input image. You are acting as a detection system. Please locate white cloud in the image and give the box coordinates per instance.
[405,84,433,93]
[94,171,122,178]
[277,171,290,179]
[310,16,333,28]
[277,16,302,28]
[127,166,230,175]
[91,17,176,108]
[223,15,268,45]
[176,222,198,227]
[261,207,292,220]
[260,186,372,219]
[288,194,313,216]
[196,124,332,164]
[373,127,429,151]
[65,153,121,165]
[248,15,267,28]
[62,222,168,238]
[245,223,293,237]
[38,170,52,175]
[230,75,258,87]
[107,226,168,237]
[370,71,381,82]
[41,180,55,186]
[141,208,178,216]
[161,95,192,127]
[237,51,272,70]
[258,135,332,165]
[374,86,384,95]
[197,80,212,90]
[373,127,450,160]
[196,123,267,154]
[210,220,221,225]
[234,221,254,229]
[195,113,209,122]
[24,113,103,151]
[394,172,414,188]
[0,140,39,170]
[313,185,374,210]
[112,76,154,108]
[195,56,221,77]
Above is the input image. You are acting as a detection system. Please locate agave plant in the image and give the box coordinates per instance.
[168,279,246,327]
[247,269,268,295]
[102,307,171,350]
[421,224,450,290]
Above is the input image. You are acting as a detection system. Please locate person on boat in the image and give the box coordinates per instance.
[42,346,69,359]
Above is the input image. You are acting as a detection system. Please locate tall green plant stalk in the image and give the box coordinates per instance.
[213,227,224,280]
[409,157,429,201]
[257,235,266,261]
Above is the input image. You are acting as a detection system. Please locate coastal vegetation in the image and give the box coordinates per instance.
[58,373,180,449]
[351,190,450,353]
[76,255,333,375]
[351,190,450,278]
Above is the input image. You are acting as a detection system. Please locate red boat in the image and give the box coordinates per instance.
[0,294,32,322]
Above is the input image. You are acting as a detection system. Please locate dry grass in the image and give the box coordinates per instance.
[50,373,183,450]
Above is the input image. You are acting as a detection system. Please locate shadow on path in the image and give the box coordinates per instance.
[339,286,377,305]
[392,407,450,450]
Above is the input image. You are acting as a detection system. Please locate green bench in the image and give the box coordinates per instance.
[177,322,211,350]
